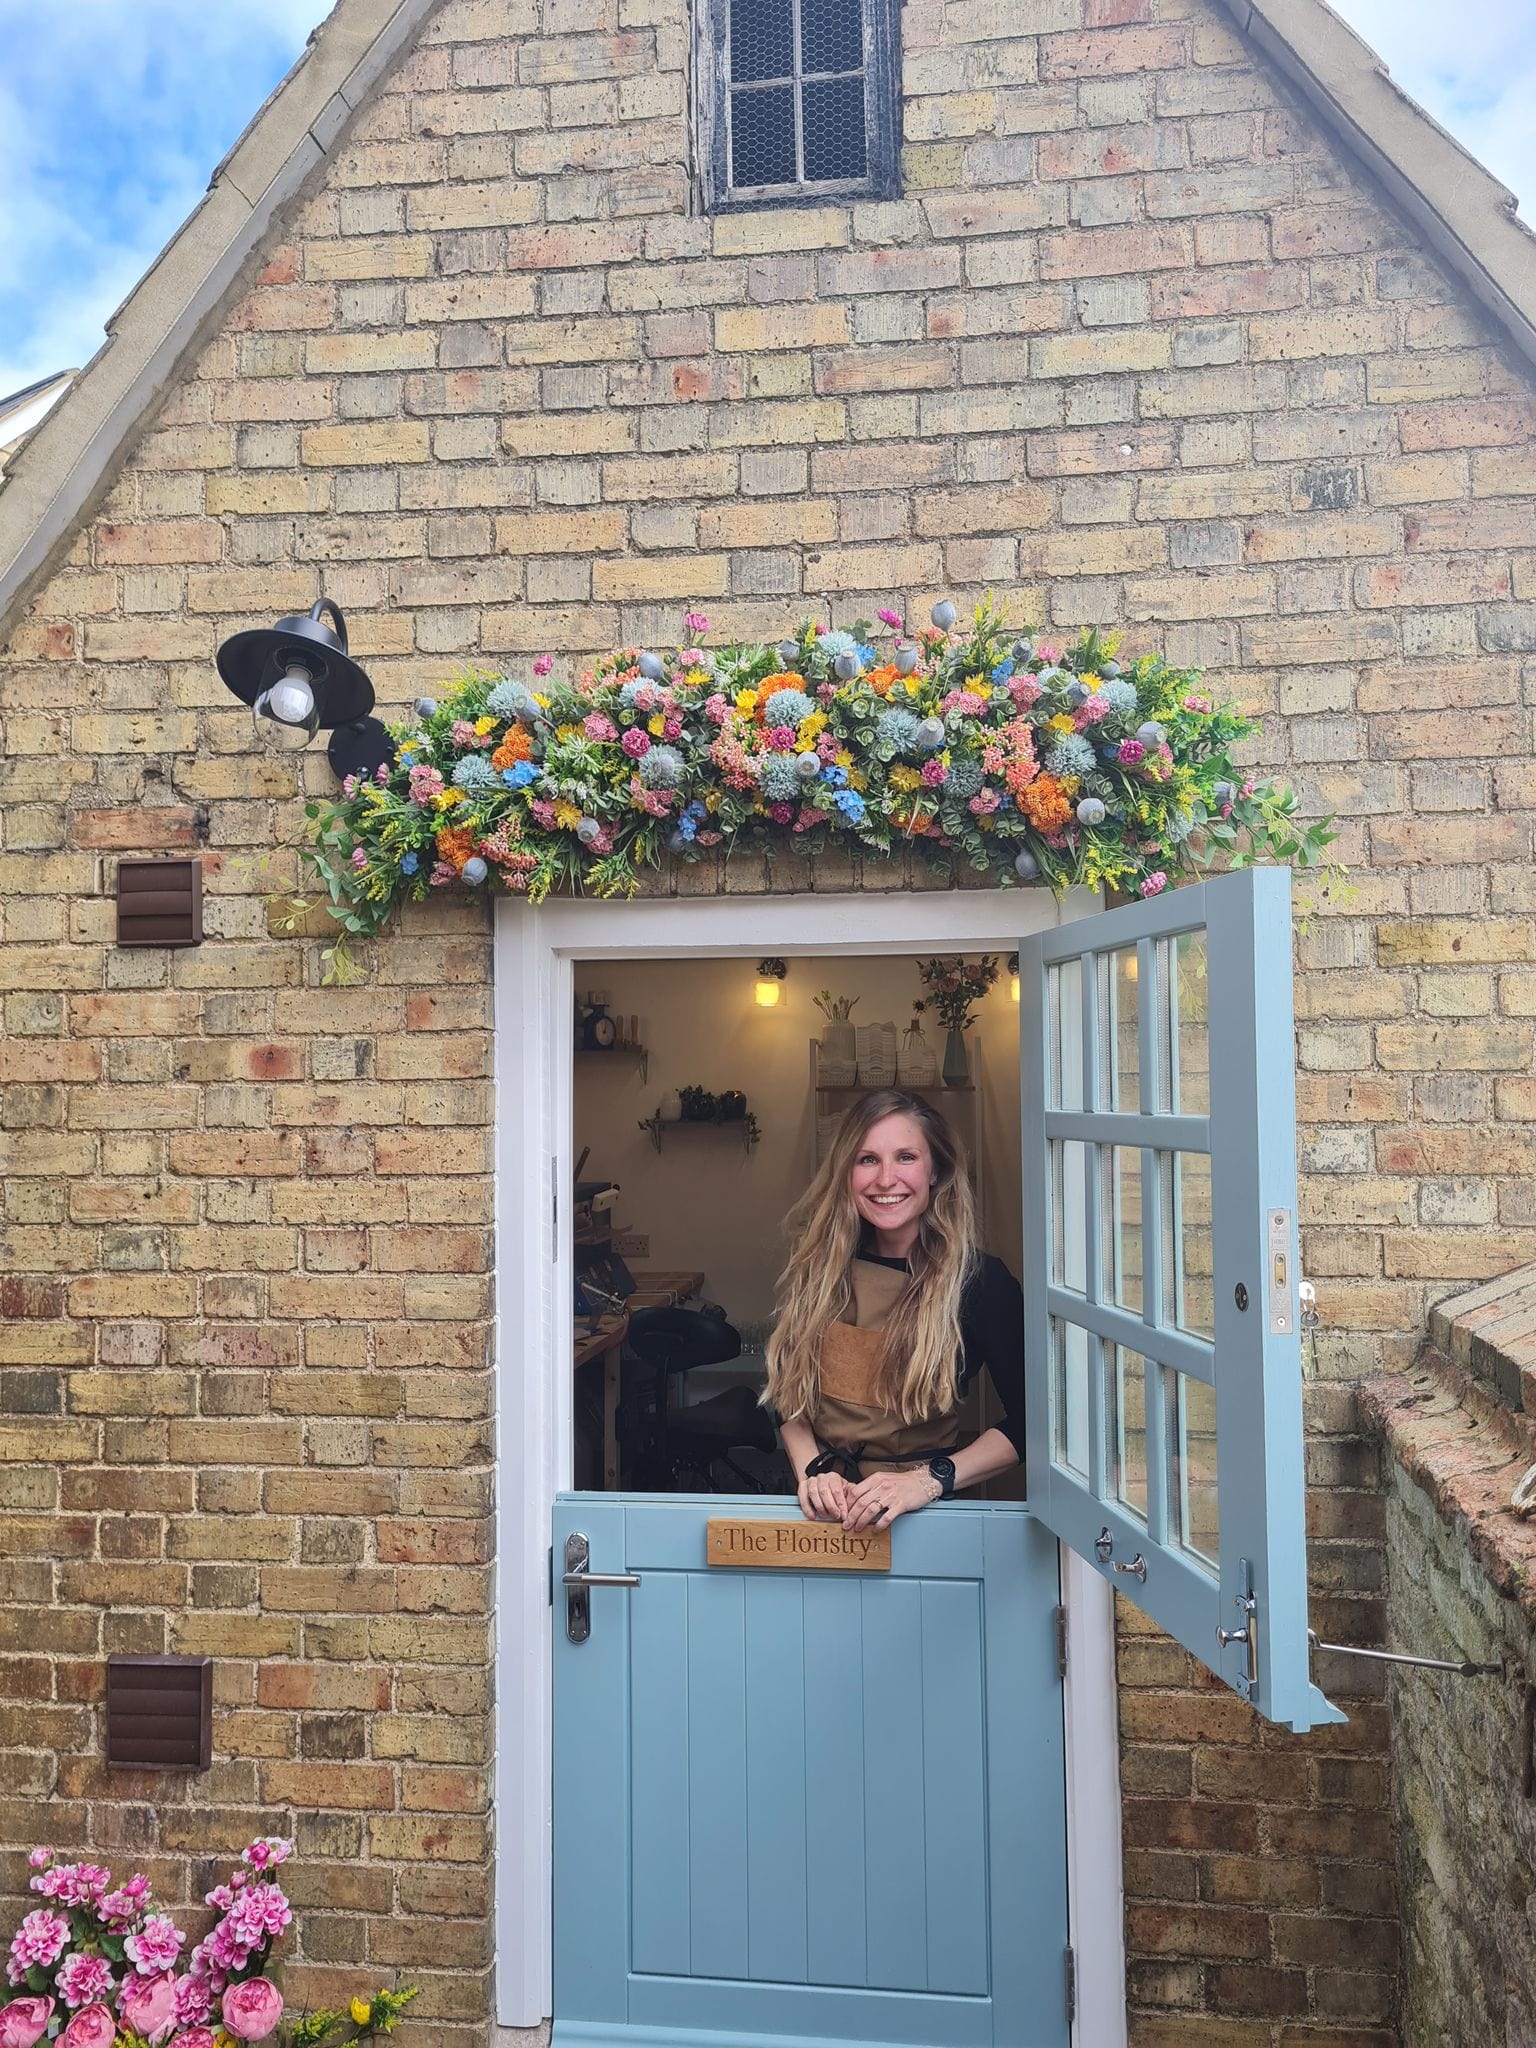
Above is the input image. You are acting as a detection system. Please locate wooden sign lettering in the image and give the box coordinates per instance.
[706,1517,891,1572]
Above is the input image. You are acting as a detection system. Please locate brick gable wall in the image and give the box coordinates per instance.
[3,0,1535,2039]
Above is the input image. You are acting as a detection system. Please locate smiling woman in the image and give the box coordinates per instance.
[0,0,328,395]
[766,1088,1026,1531]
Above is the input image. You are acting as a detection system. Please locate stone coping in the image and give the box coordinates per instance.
[1361,1262,1536,1621]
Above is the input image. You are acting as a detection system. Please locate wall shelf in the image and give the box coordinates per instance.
[638,1110,759,1154]
[577,1043,649,1083]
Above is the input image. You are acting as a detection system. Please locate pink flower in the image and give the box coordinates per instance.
[769,801,795,824]
[582,713,618,743]
[877,608,902,628]
[26,1854,51,1873]
[119,1975,177,2044]
[1182,693,1212,714]
[59,2004,116,2048]
[766,725,795,751]
[8,1912,70,1986]
[662,716,683,741]
[969,789,1001,815]
[0,1998,54,2048]
[350,847,368,870]
[220,1980,283,2044]
[1240,776,1257,797]
[682,611,711,636]
[429,861,455,888]
[816,733,839,761]
[620,727,650,759]
[34,1868,110,1910]
[920,758,947,786]
[169,2033,217,2048]
[1117,739,1145,766]
[342,774,358,798]
[939,690,984,717]
[1140,871,1168,899]
[1075,695,1109,726]
[705,694,729,725]
[408,765,444,807]
[172,1982,213,2030]
[451,719,477,747]
[532,654,554,677]
[124,1917,184,1978]
[1009,676,1044,710]
[56,1957,114,2012]
[695,828,722,846]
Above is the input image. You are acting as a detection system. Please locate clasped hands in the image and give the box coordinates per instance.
[797,1464,937,1531]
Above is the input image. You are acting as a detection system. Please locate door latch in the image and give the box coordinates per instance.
[561,1530,640,1644]
[1216,1557,1260,1701]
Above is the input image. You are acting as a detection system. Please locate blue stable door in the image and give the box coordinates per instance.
[552,1493,1070,2048]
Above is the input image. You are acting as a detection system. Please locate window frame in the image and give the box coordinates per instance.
[694,0,902,213]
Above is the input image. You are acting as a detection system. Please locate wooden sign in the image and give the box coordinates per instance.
[706,1517,891,1572]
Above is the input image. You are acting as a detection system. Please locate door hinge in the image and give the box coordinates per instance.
[1054,1602,1068,1680]
[547,1544,554,1606]
[550,1156,558,1257]
[1065,1943,1076,2024]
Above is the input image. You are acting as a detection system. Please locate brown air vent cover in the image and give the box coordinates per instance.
[116,857,203,947]
[106,1654,212,1769]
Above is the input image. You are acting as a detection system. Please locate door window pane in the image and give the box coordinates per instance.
[1170,929,1209,1115]
[1109,1346,1148,1524]
[1170,1371,1219,1570]
[1106,1145,1142,1315]
[1100,948,1140,1112]
[1051,1317,1090,1481]
[1051,1140,1088,1294]
[802,77,868,179]
[730,85,797,185]
[1047,959,1083,1111]
[1161,1150,1215,1341]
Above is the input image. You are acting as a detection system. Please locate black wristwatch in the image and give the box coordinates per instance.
[927,1455,956,1500]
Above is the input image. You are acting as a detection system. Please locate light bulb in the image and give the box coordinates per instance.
[268,666,316,726]
[755,978,781,1008]
[1010,972,1020,1004]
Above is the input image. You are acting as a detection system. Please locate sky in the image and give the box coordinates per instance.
[1,0,1534,403]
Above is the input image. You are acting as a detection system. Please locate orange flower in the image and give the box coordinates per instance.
[435,826,477,872]
[866,665,900,697]
[492,728,533,768]
[1019,773,1073,833]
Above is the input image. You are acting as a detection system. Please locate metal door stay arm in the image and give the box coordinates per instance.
[1307,1629,1501,1680]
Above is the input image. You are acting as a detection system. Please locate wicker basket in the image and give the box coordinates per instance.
[857,1021,898,1088]
[897,1028,939,1088]
[816,1055,858,1088]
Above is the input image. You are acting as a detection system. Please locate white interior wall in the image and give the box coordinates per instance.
[572,954,1022,1333]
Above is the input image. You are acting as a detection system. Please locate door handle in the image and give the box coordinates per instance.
[562,1532,640,1644]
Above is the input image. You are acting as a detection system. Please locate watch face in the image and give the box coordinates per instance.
[593,1016,616,1047]
[930,1456,956,1491]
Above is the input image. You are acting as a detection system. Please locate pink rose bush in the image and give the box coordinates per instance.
[0,1848,416,2048]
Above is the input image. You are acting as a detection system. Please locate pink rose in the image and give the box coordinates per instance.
[169,2031,218,2048]
[220,1980,283,2043]
[620,727,650,759]
[681,611,711,636]
[119,1974,178,2044]
[55,1956,113,2011]
[532,654,553,677]
[60,2007,116,2048]
[0,1998,54,2048]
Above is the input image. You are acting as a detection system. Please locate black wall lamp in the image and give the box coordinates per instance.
[214,598,394,781]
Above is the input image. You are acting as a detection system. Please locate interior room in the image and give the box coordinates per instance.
[569,952,1025,1499]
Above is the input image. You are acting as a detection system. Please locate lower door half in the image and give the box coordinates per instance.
[552,1494,1069,2048]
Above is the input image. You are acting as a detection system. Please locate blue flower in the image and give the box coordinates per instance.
[834,788,866,824]
[855,643,877,668]
[990,658,1016,683]
[1045,734,1097,780]
[487,680,536,718]
[758,754,802,802]
[503,761,538,789]
[1099,679,1138,716]
[451,755,497,793]
[400,851,420,875]
[397,742,420,766]
[761,686,814,729]
[876,707,921,752]
[821,763,848,788]
[678,814,699,842]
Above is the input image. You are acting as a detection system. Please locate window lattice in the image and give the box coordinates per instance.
[726,0,870,193]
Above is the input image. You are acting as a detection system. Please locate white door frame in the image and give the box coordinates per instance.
[491,886,1128,2048]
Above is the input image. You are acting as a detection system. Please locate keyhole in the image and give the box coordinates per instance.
[1234,1282,1250,1311]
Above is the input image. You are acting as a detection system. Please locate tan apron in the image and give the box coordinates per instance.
[808,1260,968,1480]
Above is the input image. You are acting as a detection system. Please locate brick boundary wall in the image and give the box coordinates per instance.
[6,0,1536,2036]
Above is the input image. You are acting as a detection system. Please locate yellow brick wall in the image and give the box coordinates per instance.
[4,0,1535,2037]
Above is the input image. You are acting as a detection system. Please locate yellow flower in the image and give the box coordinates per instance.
[1048,713,1075,735]
[833,748,853,769]
[554,799,582,830]
[555,723,581,742]
[797,710,827,741]
[648,713,665,736]
[705,790,721,811]
[533,693,550,708]
[684,667,710,689]
[433,791,459,811]
[1078,674,1100,692]
[974,682,992,700]
[904,678,922,697]
[351,1999,373,2026]
[890,765,921,791]
[474,715,496,735]
[848,767,868,792]
[735,688,758,713]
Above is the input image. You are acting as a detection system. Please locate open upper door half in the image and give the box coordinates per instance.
[1020,866,1342,1732]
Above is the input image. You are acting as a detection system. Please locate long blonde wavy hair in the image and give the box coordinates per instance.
[764,1089,977,1427]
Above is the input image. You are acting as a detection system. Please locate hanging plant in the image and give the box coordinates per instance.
[291,598,1337,980]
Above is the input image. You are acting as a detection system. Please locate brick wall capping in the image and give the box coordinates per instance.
[4,0,1536,647]
[1360,1268,1536,1628]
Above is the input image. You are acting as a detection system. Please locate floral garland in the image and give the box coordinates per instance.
[295,598,1335,976]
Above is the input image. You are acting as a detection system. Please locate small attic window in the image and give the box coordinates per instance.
[698,0,900,211]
